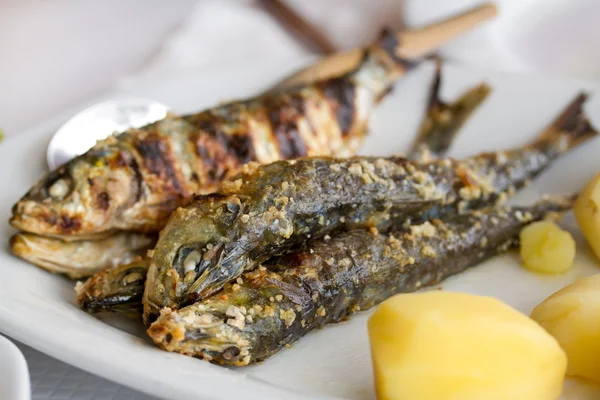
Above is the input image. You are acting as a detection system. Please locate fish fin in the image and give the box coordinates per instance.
[409,60,491,161]
[516,194,576,222]
[536,92,598,151]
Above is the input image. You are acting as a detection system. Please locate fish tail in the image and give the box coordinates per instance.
[534,92,598,153]
[520,194,575,221]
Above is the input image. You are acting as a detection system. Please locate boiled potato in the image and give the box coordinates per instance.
[574,172,600,262]
[532,274,600,384]
[520,221,576,274]
[368,292,566,400]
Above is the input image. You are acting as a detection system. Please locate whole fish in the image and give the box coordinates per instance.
[11,29,411,240]
[76,73,491,310]
[12,66,490,278]
[147,197,573,366]
[9,232,154,279]
[143,93,596,321]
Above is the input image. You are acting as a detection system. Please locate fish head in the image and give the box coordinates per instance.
[11,144,142,238]
[144,193,246,320]
[77,258,149,313]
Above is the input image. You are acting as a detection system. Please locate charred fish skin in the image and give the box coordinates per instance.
[9,232,155,279]
[75,258,149,314]
[409,61,491,162]
[143,94,596,322]
[10,30,411,240]
[14,64,478,279]
[147,197,573,366]
[77,76,482,312]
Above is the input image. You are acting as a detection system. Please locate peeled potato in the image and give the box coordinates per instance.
[532,274,600,384]
[369,292,566,400]
[574,172,600,262]
[520,221,576,274]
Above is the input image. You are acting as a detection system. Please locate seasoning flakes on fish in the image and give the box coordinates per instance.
[143,94,596,321]
[147,197,573,365]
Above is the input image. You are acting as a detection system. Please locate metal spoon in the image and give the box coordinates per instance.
[46,98,170,170]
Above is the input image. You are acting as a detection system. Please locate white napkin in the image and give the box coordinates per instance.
[133,0,404,84]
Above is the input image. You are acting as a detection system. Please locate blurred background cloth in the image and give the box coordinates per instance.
[3,0,598,136]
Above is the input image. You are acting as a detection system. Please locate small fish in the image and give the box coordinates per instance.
[13,65,487,279]
[9,232,155,279]
[147,197,573,366]
[142,93,596,322]
[75,257,149,314]
[10,30,411,240]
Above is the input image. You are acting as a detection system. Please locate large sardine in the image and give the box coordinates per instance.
[13,65,489,278]
[11,30,411,240]
[147,197,572,365]
[143,94,597,321]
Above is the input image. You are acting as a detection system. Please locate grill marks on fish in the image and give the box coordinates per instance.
[11,29,410,239]
[59,214,81,234]
[96,192,110,211]
[266,94,309,159]
[192,131,242,187]
[147,197,573,365]
[133,131,189,199]
[319,76,356,137]
[144,97,599,320]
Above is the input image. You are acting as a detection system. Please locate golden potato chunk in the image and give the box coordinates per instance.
[368,292,566,400]
[574,172,600,262]
[532,274,600,384]
[520,221,576,274]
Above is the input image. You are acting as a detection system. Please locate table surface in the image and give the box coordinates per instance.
[12,339,156,400]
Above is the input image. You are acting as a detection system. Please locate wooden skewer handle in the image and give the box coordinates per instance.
[278,3,497,88]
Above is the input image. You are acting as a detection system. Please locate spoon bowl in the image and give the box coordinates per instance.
[46,98,170,170]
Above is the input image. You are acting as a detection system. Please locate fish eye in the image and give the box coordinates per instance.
[43,169,73,200]
[48,179,70,199]
[183,250,202,274]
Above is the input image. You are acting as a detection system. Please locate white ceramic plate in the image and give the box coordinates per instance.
[0,335,30,400]
[2,60,600,400]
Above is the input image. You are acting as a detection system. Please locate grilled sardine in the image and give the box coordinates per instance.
[76,71,491,309]
[147,197,573,365]
[13,66,489,278]
[143,93,597,321]
[11,30,411,240]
